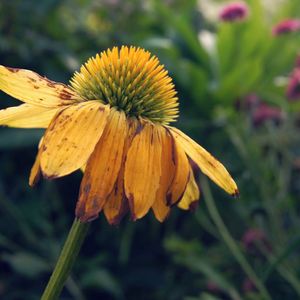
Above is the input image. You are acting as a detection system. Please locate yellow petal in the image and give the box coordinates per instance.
[0,65,82,107]
[152,198,170,222]
[152,128,175,222]
[29,150,42,187]
[170,127,239,196]
[103,174,128,225]
[177,167,200,210]
[103,119,138,225]
[76,109,128,222]
[29,137,45,187]
[0,104,58,128]
[124,122,162,220]
[166,131,190,206]
[40,101,110,178]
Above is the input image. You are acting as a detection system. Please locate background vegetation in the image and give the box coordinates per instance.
[1,0,300,299]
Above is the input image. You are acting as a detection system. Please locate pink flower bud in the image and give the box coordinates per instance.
[272,19,300,35]
[219,2,249,22]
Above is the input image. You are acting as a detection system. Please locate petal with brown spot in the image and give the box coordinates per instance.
[103,175,129,225]
[152,127,175,222]
[124,122,162,220]
[76,109,128,222]
[103,119,138,225]
[170,127,239,196]
[0,65,82,107]
[166,131,190,206]
[177,167,200,210]
[40,101,110,178]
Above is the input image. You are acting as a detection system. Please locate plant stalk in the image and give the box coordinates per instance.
[41,218,90,300]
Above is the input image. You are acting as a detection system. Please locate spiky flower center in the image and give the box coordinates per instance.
[70,46,178,124]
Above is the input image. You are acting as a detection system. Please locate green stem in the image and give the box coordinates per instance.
[202,177,271,300]
[41,218,90,300]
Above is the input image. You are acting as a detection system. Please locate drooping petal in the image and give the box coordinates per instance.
[40,101,110,178]
[124,122,162,220]
[76,109,128,222]
[103,174,129,225]
[177,167,200,210]
[0,104,58,128]
[166,130,190,206]
[29,138,44,187]
[0,65,82,107]
[103,119,138,225]
[29,150,42,187]
[170,127,239,196]
[152,198,170,222]
[152,127,175,222]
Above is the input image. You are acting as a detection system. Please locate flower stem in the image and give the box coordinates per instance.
[41,218,90,300]
[202,177,271,300]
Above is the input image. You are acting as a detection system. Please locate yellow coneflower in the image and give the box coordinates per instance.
[0,46,238,224]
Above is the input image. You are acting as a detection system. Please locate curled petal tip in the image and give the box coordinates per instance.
[232,189,240,198]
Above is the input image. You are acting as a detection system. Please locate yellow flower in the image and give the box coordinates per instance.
[0,46,238,224]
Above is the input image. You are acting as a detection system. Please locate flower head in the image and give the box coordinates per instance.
[272,19,300,36]
[0,46,238,224]
[70,47,178,124]
[287,68,300,101]
[219,2,249,22]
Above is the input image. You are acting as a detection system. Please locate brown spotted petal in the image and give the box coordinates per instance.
[0,65,82,107]
[177,167,200,210]
[170,127,239,196]
[166,130,190,206]
[103,119,138,225]
[152,127,176,222]
[40,101,110,178]
[76,109,128,222]
[103,173,129,225]
[124,122,162,220]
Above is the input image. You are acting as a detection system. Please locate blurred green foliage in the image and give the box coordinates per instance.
[1,0,300,299]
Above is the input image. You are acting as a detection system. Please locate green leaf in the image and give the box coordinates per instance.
[2,252,49,278]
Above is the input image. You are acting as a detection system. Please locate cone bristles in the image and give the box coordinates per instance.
[70,46,179,124]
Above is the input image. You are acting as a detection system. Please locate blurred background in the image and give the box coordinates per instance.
[1,0,300,299]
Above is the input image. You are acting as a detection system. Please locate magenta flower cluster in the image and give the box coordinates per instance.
[219,2,249,22]
[242,94,284,126]
[272,19,300,35]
